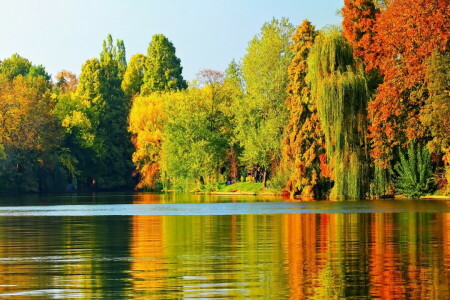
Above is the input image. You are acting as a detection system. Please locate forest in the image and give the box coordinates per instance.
[0,0,449,200]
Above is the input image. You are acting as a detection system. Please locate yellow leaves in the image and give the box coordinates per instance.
[128,93,168,188]
[62,111,90,129]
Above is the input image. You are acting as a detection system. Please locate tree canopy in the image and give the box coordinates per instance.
[141,34,187,95]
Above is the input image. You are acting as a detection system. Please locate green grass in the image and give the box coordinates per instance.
[199,181,283,195]
[218,182,264,193]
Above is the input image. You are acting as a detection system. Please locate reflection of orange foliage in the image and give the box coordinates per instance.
[131,215,166,296]
[285,214,325,299]
[369,214,405,299]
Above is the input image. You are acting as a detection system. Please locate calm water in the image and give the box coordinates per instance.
[0,193,449,299]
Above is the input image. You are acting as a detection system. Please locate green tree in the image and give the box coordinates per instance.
[141,34,187,95]
[162,87,229,191]
[394,142,433,199]
[236,18,294,187]
[306,27,371,200]
[222,61,245,183]
[0,54,32,80]
[122,54,146,97]
[55,35,133,189]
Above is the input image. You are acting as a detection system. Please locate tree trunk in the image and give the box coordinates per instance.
[262,168,267,188]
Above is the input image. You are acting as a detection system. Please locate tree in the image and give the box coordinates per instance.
[0,72,61,192]
[141,34,187,95]
[128,93,166,189]
[394,142,433,199]
[236,18,294,187]
[0,54,32,80]
[161,87,229,191]
[56,35,134,189]
[281,19,329,199]
[422,51,450,160]
[122,54,146,97]
[421,51,450,193]
[55,70,78,93]
[361,0,450,167]
[223,61,245,183]
[306,27,371,199]
[342,0,380,63]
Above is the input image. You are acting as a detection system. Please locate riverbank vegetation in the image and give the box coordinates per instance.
[0,0,449,200]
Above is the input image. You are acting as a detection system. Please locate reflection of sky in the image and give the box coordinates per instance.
[1,200,450,216]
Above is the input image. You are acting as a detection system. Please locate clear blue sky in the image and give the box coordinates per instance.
[0,0,343,81]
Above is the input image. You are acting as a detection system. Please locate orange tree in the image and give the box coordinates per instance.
[281,20,330,199]
[344,0,450,167]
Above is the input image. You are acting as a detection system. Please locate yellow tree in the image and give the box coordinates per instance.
[0,74,60,191]
[128,93,166,189]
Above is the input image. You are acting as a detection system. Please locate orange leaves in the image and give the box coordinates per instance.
[281,20,327,198]
[319,153,331,179]
[343,0,450,166]
[369,0,449,86]
[342,0,379,61]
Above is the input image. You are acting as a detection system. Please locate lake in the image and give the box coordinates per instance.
[0,193,449,299]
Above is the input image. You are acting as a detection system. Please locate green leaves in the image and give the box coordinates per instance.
[0,54,32,80]
[55,35,134,189]
[236,18,294,174]
[307,28,370,199]
[394,142,433,199]
[141,34,187,95]
[162,86,229,191]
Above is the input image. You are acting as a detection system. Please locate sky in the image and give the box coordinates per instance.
[0,0,343,81]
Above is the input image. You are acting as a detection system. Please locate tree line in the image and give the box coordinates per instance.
[0,0,449,199]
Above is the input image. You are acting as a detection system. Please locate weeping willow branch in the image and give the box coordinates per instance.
[307,27,370,200]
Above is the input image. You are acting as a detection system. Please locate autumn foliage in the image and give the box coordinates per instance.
[343,0,450,167]
[282,20,328,198]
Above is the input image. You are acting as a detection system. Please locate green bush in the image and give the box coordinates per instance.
[269,166,291,190]
[394,142,434,199]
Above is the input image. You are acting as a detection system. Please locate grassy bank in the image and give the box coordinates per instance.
[198,182,283,196]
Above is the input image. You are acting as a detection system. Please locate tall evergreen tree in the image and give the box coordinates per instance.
[306,27,371,199]
[141,34,187,95]
[281,20,328,199]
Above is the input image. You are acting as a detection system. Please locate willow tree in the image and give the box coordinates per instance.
[306,28,370,200]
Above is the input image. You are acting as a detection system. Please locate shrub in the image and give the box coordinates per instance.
[394,142,434,199]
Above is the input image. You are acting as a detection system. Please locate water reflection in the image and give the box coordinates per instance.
[0,197,448,298]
